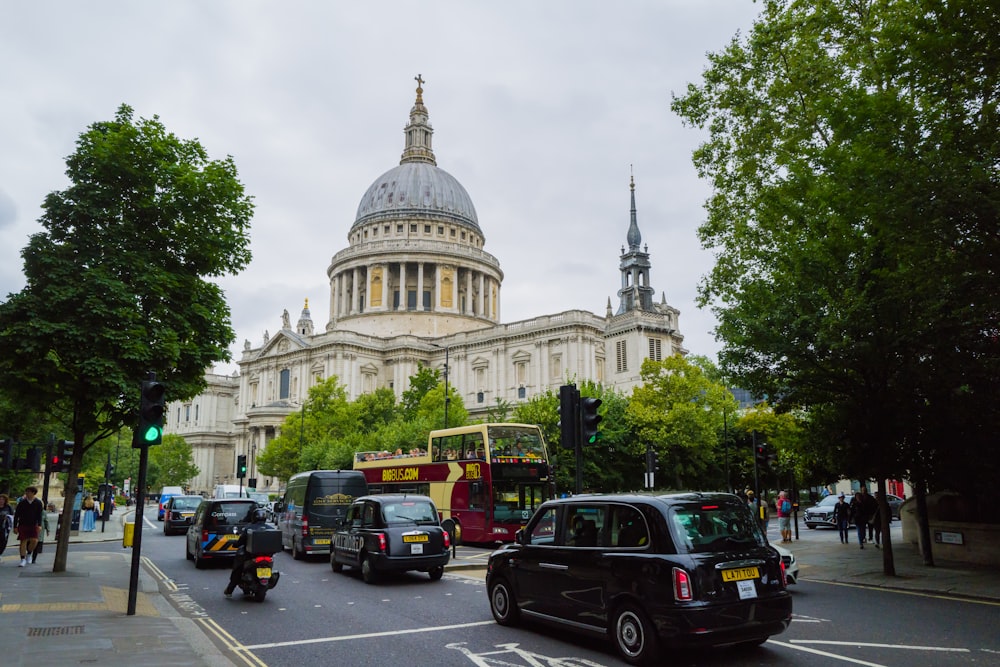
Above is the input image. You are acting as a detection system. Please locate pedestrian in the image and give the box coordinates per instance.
[13,486,44,567]
[32,507,50,563]
[850,486,876,549]
[81,494,96,532]
[833,493,851,544]
[776,490,793,543]
[0,494,15,563]
[758,492,770,534]
[870,491,883,549]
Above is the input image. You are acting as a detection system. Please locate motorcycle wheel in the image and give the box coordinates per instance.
[254,588,267,602]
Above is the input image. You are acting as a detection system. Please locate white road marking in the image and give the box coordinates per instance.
[791,640,970,652]
[768,639,888,666]
[239,620,496,651]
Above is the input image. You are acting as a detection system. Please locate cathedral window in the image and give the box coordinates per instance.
[410,224,417,233]
[397,224,404,233]
[648,338,662,361]
[279,369,290,399]
[185,405,191,422]
[461,231,466,240]
[195,404,199,422]
[385,225,390,234]
[616,340,628,373]
[477,391,484,404]
[518,386,526,399]
[438,225,444,235]
[424,224,431,234]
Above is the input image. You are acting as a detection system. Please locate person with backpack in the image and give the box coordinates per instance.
[776,490,793,543]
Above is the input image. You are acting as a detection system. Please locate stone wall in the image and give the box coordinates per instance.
[900,493,1000,567]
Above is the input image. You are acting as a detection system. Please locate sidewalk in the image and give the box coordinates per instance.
[1,512,996,667]
[0,504,235,667]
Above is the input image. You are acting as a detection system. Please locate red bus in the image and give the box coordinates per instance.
[353,423,555,544]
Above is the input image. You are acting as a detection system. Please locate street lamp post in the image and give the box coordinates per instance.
[443,346,450,429]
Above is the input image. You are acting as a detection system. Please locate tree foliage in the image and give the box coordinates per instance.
[0,104,253,570]
[148,434,200,489]
[671,0,1000,502]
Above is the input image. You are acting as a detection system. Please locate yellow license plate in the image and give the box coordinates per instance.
[181,513,194,518]
[220,534,238,541]
[313,539,331,545]
[722,567,760,582]
[403,534,429,543]
[256,567,272,578]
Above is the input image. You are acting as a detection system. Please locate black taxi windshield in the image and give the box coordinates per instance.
[381,500,438,525]
[669,501,765,553]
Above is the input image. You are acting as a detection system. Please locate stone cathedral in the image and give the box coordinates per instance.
[167,79,686,495]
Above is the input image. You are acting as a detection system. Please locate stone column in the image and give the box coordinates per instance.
[466,268,473,315]
[351,267,360,314]
[478,273,485,318]
[417,262,425,311]
[399,261,407,310]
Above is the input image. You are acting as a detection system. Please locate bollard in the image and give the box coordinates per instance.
[123,521,135,548]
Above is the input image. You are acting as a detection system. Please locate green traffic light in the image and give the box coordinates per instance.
[143,425,162,442]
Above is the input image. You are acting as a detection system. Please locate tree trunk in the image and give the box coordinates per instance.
[877,479,895,576]
[51,438,85,573]
[914,476,935,567]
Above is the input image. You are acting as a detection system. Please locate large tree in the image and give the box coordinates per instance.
[0,104,253,571]
[672,0,1000,572]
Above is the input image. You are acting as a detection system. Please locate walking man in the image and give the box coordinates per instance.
[850,486,877,549]
[776,490,793,543]
[13,486,44,567]
[833,493,851,544]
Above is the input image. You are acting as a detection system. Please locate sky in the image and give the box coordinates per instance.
[0,1,764,375]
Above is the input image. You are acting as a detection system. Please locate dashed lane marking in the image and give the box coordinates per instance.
[240,620,496,651]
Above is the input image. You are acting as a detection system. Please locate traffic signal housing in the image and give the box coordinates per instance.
[558,384,579,449]
[755,442,768,465]
[0,439,12,470]
[51,440,74,473]
[580,397,603,445]
[137,380,166,446]
[236,454,247,479]
[645,446,660,474]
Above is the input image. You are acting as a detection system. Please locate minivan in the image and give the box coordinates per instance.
[213,484,250,499]
[276,470,368,559]
[185,498,257,569]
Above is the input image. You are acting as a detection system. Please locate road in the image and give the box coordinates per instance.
[77,514,1000,667]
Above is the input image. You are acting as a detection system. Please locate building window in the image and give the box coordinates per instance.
[450,228,456,237]
[407,290,417,310]
[279,369,290,399]
[518,386,526,399]
[515,361,527,385]
[424,224,431,234]
[397,224,404,233]
[410,224,417,233]
[648,338,662,361]
[616,340,628,373]
[438,225,444,235]
[477,391,484,404]
[184,405,191,422]
[195,404,199,422]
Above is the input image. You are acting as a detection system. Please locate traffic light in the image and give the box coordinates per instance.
[645,446,660,474]
[236,454,247,479]
[51,440,74,473]
[0,439,12,470]
[558,384,579,449]
[580,397,603,445]
[137,379,166,446]
[755,442,768,465]
[25,447,42,473]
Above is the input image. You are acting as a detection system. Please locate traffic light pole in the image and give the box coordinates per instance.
[127,440,149,617]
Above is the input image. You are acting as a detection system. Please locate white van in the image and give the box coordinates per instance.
[213,484,250,499]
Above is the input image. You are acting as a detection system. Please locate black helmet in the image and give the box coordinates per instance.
[252,507,268,523]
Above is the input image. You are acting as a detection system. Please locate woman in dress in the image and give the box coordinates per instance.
[81,494,96,532]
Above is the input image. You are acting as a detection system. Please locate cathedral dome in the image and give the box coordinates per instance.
[353,161,480,231]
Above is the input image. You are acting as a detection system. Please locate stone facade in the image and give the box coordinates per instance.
[167,80,686,495]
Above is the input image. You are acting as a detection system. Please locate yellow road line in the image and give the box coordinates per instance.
[196,617,269,667]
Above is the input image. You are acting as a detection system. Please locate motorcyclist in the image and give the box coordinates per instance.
[225,507,272,597]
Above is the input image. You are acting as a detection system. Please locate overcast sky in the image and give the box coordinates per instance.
[0,1,763,375]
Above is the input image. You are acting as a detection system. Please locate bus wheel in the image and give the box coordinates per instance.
[442,519,460,547]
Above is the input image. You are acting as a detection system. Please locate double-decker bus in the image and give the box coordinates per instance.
[353,423,555,544]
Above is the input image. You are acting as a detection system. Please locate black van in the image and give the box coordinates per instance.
[276,470,368,559]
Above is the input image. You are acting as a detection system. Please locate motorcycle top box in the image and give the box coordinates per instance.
[246,528,282,555]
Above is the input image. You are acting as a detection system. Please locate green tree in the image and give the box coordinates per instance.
[0,105,253,571]
[148,434,199,489]
[671,0,1000,572]
[400,364,439,419]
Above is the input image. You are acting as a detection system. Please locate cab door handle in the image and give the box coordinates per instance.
[540,562,568,571]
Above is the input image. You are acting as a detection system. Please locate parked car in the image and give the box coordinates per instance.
[883,493,903,520]
[162,495,203,536]
[486,493,792,664]
[804,494,854,529]
[157,486,185,521]
[185,498,258,569]
[331,494,450,583]
[773,543,798,585]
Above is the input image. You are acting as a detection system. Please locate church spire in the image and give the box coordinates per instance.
[626,167,641,251]
[400,74,437,166]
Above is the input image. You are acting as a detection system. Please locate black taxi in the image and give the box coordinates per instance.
[486,493,792,665]
[330,494,450,583]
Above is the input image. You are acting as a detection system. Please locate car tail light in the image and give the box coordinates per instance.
[443,529,451,549]
[377,533,386,552]
[672,567,693,601]
[780,560,788,588]
[201,530,210,543]
[301,516,309,539]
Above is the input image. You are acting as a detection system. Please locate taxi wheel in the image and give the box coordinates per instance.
[612,603,658,665]
[428,566,444,581]
[194,550,207,570]
[292,539,304,561]
[488,577,520,626]
[186,543,193,561]
[361,555,378,584]
[331,555,343,573]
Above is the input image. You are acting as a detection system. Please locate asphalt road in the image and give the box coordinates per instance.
[77,515,1000,667]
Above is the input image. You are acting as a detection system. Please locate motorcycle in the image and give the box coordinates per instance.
[234,551,280,602]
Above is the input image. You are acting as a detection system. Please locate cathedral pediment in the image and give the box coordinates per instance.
[259,330,308,357]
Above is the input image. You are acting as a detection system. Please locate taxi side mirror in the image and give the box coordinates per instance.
[514,528,525,545]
